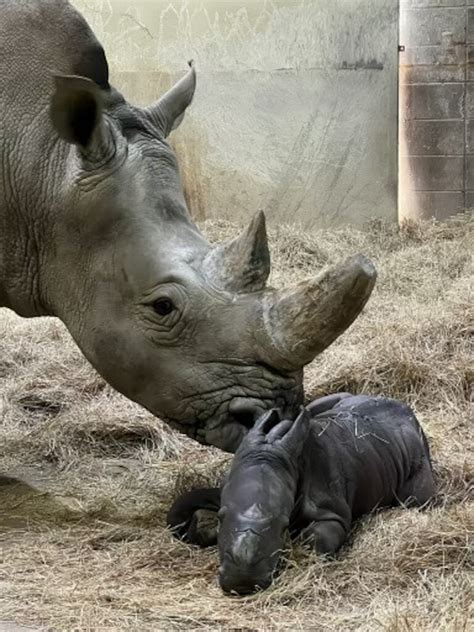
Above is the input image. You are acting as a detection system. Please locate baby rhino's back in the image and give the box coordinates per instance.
[304,395,434,522]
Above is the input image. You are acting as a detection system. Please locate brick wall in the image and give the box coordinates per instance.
[400,0,473,220]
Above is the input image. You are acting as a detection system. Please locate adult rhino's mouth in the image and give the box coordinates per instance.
[204,400,275,453]
[164,373,303,453]
[211,383,304,452]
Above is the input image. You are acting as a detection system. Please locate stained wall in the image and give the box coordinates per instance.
[74,1,399,227]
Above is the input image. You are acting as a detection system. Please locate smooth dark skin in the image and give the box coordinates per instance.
[167,394,435,595]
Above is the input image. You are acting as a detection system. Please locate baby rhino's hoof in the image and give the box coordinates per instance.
[300,519,348,557]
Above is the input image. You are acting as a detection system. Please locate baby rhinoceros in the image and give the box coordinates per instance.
[167,394,435,595]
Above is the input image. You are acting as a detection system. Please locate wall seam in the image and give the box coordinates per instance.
[464,0,468,209]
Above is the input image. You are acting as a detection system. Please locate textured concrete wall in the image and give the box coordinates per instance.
[400,0,472,220]
[73,1,399,228]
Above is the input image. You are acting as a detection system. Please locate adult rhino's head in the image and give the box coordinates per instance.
[47,63,376,452]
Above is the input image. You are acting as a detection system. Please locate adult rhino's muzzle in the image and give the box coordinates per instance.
[227,397,266,429]
[204,389,302,453]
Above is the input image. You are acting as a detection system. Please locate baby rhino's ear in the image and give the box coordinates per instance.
[241,409,282,448]
[267,407,310,454]
[252,409,282,436]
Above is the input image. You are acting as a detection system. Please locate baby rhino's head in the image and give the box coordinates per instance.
[218,407,309,595]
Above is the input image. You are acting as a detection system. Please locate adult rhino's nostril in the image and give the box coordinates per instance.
[228,398,263,429]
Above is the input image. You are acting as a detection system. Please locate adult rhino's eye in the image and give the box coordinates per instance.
[153,297,174,316]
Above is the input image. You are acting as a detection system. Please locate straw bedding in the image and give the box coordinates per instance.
[0,215,472,631]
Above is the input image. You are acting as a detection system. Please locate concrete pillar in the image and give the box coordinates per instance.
[399,0,471,220]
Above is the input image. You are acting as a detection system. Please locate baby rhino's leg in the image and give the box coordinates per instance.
[167,487,220,547]
[301,519,348,556]
[186,509,219,547]
[397,461,436,508]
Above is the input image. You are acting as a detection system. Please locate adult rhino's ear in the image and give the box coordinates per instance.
[267,407,309,455]
[50,74,115,164]
[144,61,196,137]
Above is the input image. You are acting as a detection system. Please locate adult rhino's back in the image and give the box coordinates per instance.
[0,0,109,211]
[0,0,110,313]
[0,0,109,106]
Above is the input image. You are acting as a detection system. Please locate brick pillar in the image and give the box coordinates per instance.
[466,3,474,205]
[400,0,470,221]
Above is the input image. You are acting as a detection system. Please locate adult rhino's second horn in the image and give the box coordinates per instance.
[258,254,377,370]
[204,211,271,293]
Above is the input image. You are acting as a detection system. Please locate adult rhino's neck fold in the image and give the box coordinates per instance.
[0,265,56,318]
[0,283,13,311]
[0,108,75,319]
[0,207,56,318]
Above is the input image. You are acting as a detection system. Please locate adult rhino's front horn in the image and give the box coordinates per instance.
[204,211,376,371]
[257,254,376,370]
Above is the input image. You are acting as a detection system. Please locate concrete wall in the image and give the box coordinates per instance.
[400,0,472,220]
[74,1,399,228]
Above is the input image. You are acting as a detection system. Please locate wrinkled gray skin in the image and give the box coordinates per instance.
[167,394,435,594]
[0,1,377,453]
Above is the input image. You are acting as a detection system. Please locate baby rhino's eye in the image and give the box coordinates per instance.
[153,298,174,316]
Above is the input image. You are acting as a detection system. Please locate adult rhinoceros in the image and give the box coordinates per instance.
[0,0,376,452]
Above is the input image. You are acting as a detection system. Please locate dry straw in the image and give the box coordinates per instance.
[0,214,472,631]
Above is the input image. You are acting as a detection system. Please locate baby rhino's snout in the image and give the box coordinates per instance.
[219,531,273,595]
